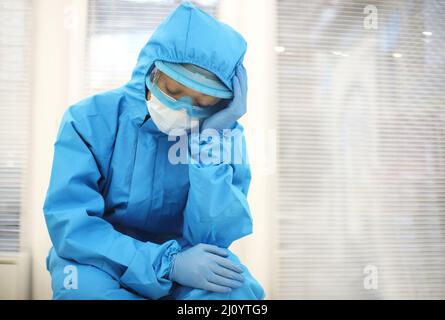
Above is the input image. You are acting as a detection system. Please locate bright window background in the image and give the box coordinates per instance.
[274,0,445,299]
[0,0,31,253]
[84,0,219,95]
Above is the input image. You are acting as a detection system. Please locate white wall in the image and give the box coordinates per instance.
[218,0,277,299]
[29,0,87,299]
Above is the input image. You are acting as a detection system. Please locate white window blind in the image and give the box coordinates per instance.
[274,0,445,299]
[85,0,220,96]
[0,0,31,253]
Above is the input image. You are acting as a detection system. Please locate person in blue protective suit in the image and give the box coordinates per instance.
[44,2,265,300]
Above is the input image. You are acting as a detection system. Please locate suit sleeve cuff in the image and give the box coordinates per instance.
[120,239,182,299]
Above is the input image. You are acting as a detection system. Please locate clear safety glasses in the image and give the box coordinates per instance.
[145,67,226,119]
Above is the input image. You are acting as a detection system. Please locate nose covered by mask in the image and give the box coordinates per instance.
[146,94,200,136]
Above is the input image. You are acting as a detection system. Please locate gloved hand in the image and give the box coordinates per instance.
[168,243,245,293]
[201,64,248,132]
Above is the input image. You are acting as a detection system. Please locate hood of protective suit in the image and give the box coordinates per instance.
[124,2,247,120]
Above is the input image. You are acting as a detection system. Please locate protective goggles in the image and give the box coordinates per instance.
[145,67,226,119]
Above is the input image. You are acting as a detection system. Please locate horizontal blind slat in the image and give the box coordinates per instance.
[275,0,445,299]
[0,0,31,253]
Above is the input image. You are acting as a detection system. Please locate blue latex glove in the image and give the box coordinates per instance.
[201,64,248,132]
[168,243,245,293]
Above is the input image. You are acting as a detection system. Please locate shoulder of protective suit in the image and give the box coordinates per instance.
[57,88,127,154]
[68,87,124,118]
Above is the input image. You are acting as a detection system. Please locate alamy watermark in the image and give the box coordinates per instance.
[63,265,78,290]
[363,5,378,30]
[363,264,378,290]
[165,119,277,175]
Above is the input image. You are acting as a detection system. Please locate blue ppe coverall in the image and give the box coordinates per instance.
[44,2,265,300]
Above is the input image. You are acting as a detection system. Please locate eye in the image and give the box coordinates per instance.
[197,97,221,108]
[165,84,181,96]
[197,101,212,108]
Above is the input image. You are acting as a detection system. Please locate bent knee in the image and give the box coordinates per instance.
[48,251,125,300]
[171,249,265,300]
[52,264,123,300]
[223,250,265,299]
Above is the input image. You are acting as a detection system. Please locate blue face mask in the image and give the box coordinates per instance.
[145,69,225,120]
